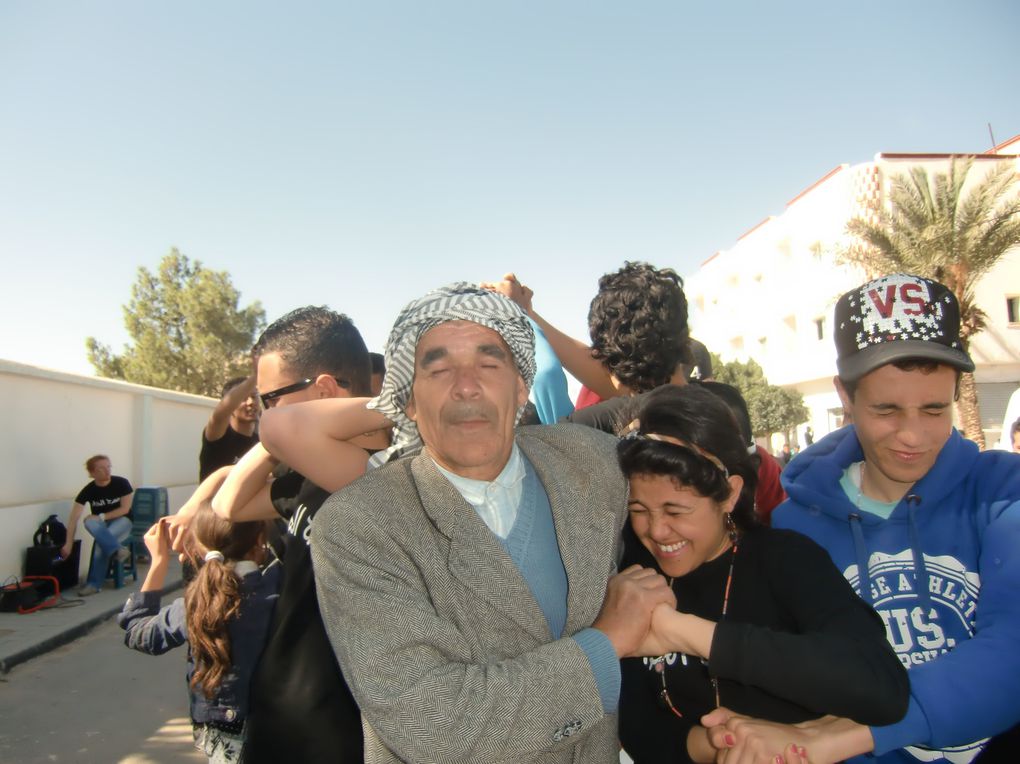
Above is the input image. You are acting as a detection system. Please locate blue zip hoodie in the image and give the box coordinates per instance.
[773,426,1020,763]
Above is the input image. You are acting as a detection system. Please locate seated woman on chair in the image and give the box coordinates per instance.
[61,454,134,596]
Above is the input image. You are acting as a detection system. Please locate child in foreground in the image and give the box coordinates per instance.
[118,505,279,763]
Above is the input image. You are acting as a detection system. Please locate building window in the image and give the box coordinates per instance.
[815,317,825,340]
[1007,295,1020,324]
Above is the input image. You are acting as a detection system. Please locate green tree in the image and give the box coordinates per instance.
[711,354,809,438]
[87,249,266,396]
[842,157,1020,448]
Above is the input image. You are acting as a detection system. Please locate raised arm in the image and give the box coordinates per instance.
[205,374,257,441]
[168,466,232,555]
[258,397,390,492]
[211,443,279,522]
[481,273,619,400]
[118,518,187,655]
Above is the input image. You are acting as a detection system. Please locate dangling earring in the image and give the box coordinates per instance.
[724,512,737,543]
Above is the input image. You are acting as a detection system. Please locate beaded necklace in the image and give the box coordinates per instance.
[653,538,739,719]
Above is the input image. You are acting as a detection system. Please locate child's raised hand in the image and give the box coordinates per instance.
[144,517,172,564]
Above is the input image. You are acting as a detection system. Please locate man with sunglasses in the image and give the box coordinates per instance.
[206,305,387,764]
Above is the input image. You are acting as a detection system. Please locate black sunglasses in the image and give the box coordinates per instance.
[259,377,350,408]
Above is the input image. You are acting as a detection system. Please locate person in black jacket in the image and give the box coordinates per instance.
[615,385,908,764]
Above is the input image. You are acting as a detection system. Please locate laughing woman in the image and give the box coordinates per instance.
[617,384,908,764]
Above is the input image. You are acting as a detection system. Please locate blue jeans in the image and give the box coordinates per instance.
[83,515,132,588]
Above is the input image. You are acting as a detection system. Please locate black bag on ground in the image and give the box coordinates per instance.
[33,515,67,548]
[1,577,39,612]
[0,576,60,614]
[26,540,80,591]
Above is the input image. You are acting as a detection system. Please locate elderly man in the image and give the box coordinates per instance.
[311,284,674,764]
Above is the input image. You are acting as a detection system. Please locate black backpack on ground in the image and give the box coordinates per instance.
[33,515,67,549]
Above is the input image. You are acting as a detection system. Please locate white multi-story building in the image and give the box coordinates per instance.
[685,135,1020,448]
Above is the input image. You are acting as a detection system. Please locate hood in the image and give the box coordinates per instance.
[781,425,981,613]
[782,426,979,525]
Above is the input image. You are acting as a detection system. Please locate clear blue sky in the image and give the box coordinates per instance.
[2,1,1017,380]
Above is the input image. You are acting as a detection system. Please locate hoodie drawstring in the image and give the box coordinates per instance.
[849,497,933,615]
[848,513,873,607]
[907,495,934,616]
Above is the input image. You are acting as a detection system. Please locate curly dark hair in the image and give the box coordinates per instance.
[252,306,371,396]
[587,261,690,393]
[616,384,758,533]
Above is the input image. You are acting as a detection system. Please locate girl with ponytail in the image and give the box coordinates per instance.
[118,502,279,763]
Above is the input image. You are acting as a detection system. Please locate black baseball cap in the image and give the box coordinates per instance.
[834,274,974,382]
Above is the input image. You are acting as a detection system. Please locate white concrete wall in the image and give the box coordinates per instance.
[0,360,210,583]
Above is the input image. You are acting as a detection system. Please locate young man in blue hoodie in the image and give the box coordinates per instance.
[706,274,1020,763]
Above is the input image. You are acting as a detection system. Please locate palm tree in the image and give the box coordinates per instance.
[843,156,1020,448]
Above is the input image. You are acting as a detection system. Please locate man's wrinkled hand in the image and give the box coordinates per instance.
[593,565,676,657]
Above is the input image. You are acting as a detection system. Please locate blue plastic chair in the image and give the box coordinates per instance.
[129,486,169,567]
[131,487,170,543]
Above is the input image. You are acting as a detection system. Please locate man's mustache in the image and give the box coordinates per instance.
[443,404,496,425]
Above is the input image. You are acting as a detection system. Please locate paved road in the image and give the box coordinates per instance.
[0,617,203,764]
[0,617,637,764]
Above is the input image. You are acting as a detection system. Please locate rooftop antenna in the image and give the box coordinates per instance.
[987,123,997,151]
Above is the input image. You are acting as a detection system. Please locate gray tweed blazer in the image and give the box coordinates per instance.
[311,423,628,764]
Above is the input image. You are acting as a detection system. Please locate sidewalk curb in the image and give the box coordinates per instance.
[0,578,184,675]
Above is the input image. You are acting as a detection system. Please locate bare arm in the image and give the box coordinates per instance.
[480,273,618,399]
[168,466,232,555]
[102,491,133,522]
[61,503,85,558]
[637,602,716,658]
[211,443,279,521]
[258,397,391,493]
[141,518,172,593]
[205,374,257,441]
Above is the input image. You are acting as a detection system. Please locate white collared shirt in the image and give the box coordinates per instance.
[434,443,526,539]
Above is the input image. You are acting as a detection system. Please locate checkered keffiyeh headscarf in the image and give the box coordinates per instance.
[368,282,536,466]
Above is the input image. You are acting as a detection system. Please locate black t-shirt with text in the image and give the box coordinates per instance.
[74,476,134,518]
[241,469,362,763]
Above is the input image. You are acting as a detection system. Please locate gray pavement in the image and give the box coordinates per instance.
[0,558,184,674]
[0,613,203,763]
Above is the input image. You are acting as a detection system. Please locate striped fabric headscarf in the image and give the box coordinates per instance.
[368,282,536,466]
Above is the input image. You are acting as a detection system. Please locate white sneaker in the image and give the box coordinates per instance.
[115,546,132,563]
